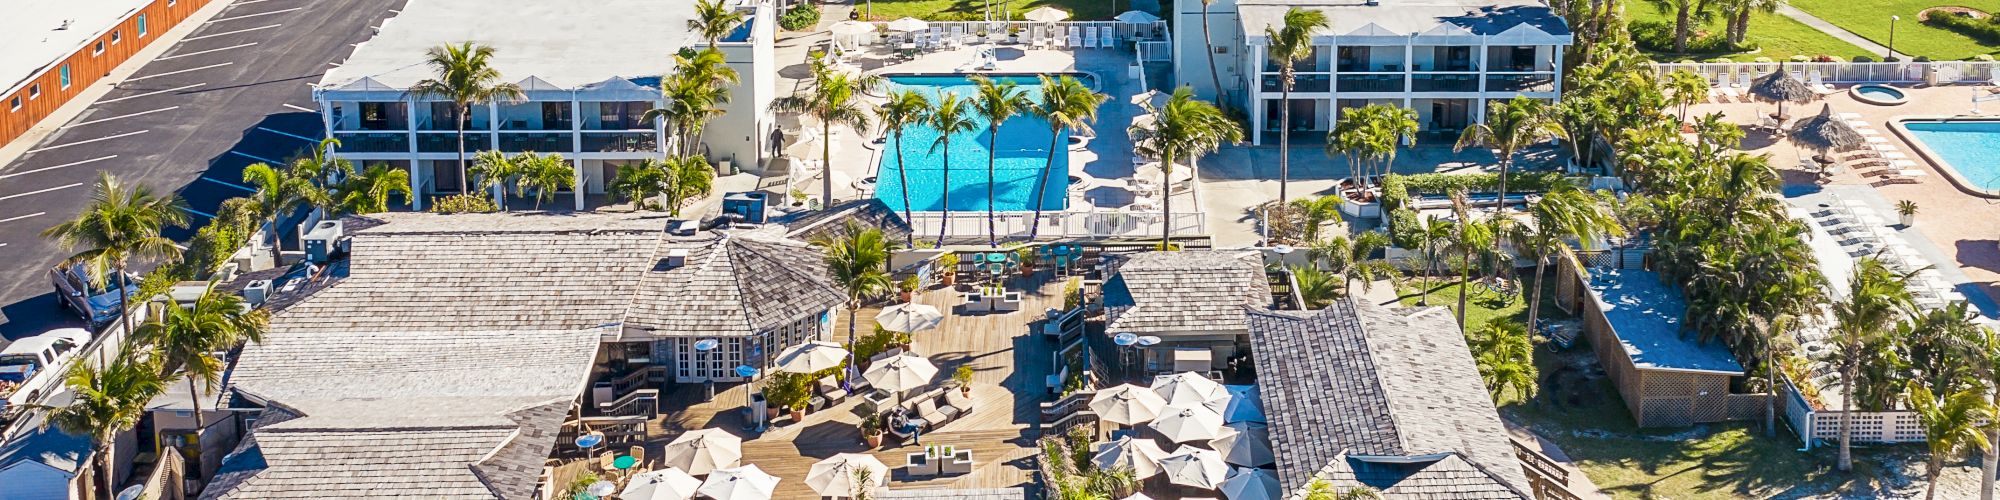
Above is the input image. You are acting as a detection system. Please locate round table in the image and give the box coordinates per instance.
[1052,245,1071,256]
[985,253,1007,263]
[613,455,637,470]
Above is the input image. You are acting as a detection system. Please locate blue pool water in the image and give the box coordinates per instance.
[875,74,1094,212]
[1855,85,1905,99]
[1901,120,2000,190]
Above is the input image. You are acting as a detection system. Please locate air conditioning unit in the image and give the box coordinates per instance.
[720,191,769,224]
[302,220,344,263]
[242,280,273,307]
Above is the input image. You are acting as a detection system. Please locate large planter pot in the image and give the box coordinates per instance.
[866,433,883,447]
[942,274,958,286]
[1340,197,1383,220]
[1900,212,1915,227]
[899,290,914,302]
[789,409,805,422]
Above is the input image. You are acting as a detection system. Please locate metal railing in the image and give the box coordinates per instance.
[856,20,1167,50]
[902,210,1205,241]
[1652,61,2000,84]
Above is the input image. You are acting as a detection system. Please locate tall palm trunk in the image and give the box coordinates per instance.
[1839,364,1856,471]
[821,125,834,208]
[936,147,954,247]
[1495,153,1513,217]
[1673,8,1692,54]
[895,132,916,247]
[987,126,999,247]
[1161,152,1176,250]
[1765,334,1777,437]
[109,263,133,367]
[1928,458,1945,500]
[1278,76,1292,204]
[1028,125,1061,240]
[187,375,206,441]
[266,213,285,268]
[1420,240,1436,306]
[1200,4,1228,111]
[456,103,471,194]
[1457,246,1472,328]
[1984,389,1998,500]
[1525,245,1549,330]
[97,437,116,500]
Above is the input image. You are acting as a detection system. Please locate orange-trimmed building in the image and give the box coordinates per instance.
[1,0,213,147]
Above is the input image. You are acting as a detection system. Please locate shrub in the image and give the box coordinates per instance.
[1629,20,1745,55]
[1394,171,1573,196]
[1387,208,1423,249]
[1853,55,1876,63]
[779,3,820,31]
[1379,174,1411,212]
[430,193,497,214]
[1924,12,2000,45]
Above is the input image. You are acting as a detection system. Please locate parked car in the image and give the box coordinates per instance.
[0,328,92,417]
[49,263,139,329]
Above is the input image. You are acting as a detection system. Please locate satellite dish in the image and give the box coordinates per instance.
[694,339,721,351]
[1113,332,1139,346]
[1137,336,1162,347]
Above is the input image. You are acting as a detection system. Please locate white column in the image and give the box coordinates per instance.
[1403,42,1415,95]
[407,95,424,211]
[1552,45,1566,97]
[573,158,586,211]
[1250,45,1265,146]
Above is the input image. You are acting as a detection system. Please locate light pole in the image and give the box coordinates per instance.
[1888,15,1901,60]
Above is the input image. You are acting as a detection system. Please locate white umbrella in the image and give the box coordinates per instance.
[696,464,780,500]
[1150,404,1227,443]
[775,340,849,374]
[1092,435,1168,478]
[1089,384,1168,425]
[1024,6,1071,23]
[876,303,944,333]
[1115,10,1162,24]
[1136,162,1193,185]
[1129,113,1158,131]
[620,467,701,500]
[1219,467,1280,500]
[887,17,930,32]
[1121,494,1156,500]
[863,353,939,393]
[806,453,890,498]
[830,20,876,36]
[1158,445,1228,489]
[1151,372,1228,409]
[661,429,743,475]
[1209,421,1274,467]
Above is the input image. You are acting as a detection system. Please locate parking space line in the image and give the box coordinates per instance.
[281,103,316,113]
[61,107,180,129]
[0,213,47,224]
[257,127,320,143]
[201,177,257,193]
[98,83,206,104]
[25,131,147,154]
[230,151,283,164]
[0,183,84,202]
[207,8,301,23]
[127,63,233,82]
[183,24,282,42]
[0,156,118,180]
[159,42,259,61]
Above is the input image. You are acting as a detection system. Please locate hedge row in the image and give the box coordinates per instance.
[1925,13,2000,46]
[1630,20,1748,55]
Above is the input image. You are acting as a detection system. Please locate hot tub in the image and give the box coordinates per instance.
[1851,84,1908,106]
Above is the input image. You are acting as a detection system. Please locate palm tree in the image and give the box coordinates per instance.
[970,76,1032,246]
[1265,7,1328,204]
[335,165,413,214]
[1472,318,1538,402]
[1290,265,1338,309]
[926,93,978,247]
[690,0,748,48]
[645,49,740,157]
[1417,215,1455,305]
[1907,381,1995,500]
[1131,87,1241,250]
[772,66,880,207]
[876,90,934,247]
[35,353,166,500]
[818,222,895,355]
[1665,69,1709,123]
[407,42,523,194]
[1310,232,1396,296]
[1514,185,1623,329]
[288,137,351,190]
[470,150,519,208]
[1287,195,1343,243]
[1974,325,2000,500]
[1027,76,1107,240]
[513,152,575,210]
[43,173,190,342]
[1337,104,1419,186]
[610,161,671,210]
[134,283,267,441]
[1197,0,1230,111]
[662,155,716,216]
[242,161,324,266]
[1454,96,1566,218]
[1445,189,1494,329]
[1830,257,1915,471]
[1300,478,1382,500]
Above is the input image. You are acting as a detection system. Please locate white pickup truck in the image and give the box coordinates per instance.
[0,328,92,417]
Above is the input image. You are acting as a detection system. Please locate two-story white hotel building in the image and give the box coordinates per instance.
[1172,0,1573,145]
[312,0,777,210]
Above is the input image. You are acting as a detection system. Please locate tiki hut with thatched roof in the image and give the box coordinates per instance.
[1751,64,1815,119]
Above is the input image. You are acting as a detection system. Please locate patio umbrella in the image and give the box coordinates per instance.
[774,340,848,374]
[1750,63,1814,118]
[1218,467,1280,500]
[620,467,702,500]
[1208,421,1274,467]
[806,453,889,497]
[1130,89,1165,108]
[1787,104,1864,156]
[1136,162,1193,185]
[886,17,930,32]
[661,429,743,475]
[830,20,876,36]
[1222,385,1265,424]
[1089,384,1168,425]
[1115,10,1162,24]
[1092,435,1168,479]
[1151,372,1228,409]
[1149,404,1227,443]
[876,303,944,333]
[696,465,780,500]
[1158,445,1228,489]
[1121,495,1156,500]
[1130,112,1158,131]
[863,353,939,393]
[1025,6,1071,23]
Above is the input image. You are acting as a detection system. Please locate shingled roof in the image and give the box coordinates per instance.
[1103,250,1271,335]
[204,329,601,499]
[1247,299,1530,499]
[624,231,846,336]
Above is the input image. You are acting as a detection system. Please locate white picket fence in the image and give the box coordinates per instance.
[905,210,1204,241]
[1654,61,2000,85]
[857,20,1168,51]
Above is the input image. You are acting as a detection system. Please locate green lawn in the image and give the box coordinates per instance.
[1626,4,1872,61]
[853,0,1123,22]
[1790,0,2000,60]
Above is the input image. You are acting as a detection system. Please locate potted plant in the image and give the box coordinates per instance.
[764,373,814,423]
[1015,247,1038,273]
[790,188,810,208]
[860,414,884,447]
[898,275,920,302]
[952,365,975,396]
[936,253,961,286]
[1896,200,1917,226]
[1007,25,1022,44]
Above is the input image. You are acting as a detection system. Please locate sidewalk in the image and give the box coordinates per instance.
[1775,5,1905,60]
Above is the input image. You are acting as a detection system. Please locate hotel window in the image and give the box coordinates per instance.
[60,66,72,89]
[111,30,121,45]
[28,85,41,100]
[94,41,105,56]
[138,14,149,37]
[8,97,19,111]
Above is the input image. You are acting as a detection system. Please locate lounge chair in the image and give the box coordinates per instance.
[950,26,966,46]
[944,389,974,415]
[1084,26,1100,48]
[818,376,848,401]
[1808,71,1836,94]
[1067,26,1082,48]
[917,398,956,428]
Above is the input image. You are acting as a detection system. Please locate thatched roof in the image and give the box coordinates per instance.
[1787,104,1863,152]
[1751,65,1814,104]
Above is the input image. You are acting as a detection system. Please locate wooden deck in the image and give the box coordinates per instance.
[648,272,1068,497]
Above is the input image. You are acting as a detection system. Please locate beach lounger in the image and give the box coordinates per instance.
[1858,128,1881,136]
[1837,112,1864,119]
[917,398,956,428]
[1084,26,1100,48]
[1808,71,1836,94]
[1865,136,1888,143]
[1728,72,1749,100]
[950,26,966,45]
[1068,27,1082,48]
[1881,151,1908,159]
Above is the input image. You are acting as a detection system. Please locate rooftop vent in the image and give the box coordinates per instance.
[666,219,700,236]
[1365,0,1379,5]
[663,249,690,269]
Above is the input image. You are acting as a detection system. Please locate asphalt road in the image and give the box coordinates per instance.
[0,0,406,341]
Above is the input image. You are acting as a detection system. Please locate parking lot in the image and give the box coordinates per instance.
[0,0,405,340]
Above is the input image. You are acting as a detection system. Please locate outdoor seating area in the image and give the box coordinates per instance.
[834,14,1166,58]
[1083,371,1274,498]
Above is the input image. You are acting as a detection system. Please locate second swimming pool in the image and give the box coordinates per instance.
[874,73,1097,212]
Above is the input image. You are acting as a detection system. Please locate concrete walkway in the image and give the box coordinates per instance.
[1775,5,1906,60]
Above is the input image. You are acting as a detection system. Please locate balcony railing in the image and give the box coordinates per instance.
[416,132,490,153]
[581,131,660,153]
[1336,75,1404,93]
[332,132,408,153]
[499,132,574,153]
[1412,74,1479,92]
[1486,74,1557,93]
[1259,74,1330,93]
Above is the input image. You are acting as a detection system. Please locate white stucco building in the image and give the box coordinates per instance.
[312,0,777,210]
[1172,0,1573,144]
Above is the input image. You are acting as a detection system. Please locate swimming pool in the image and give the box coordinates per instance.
[875,74,1096,212]
[1898,119,2000,193]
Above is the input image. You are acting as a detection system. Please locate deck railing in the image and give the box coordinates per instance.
[856,21,1167,50]
[903,210,1204,241]
[1652,61,2000,84]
